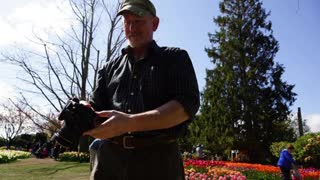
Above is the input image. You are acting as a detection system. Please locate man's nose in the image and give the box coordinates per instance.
[128,23,134,31]
[128,22,137,31]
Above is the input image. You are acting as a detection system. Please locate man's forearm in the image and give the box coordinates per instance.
[128,100,190,132]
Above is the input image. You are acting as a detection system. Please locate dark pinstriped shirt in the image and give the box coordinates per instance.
[90,41,200,137]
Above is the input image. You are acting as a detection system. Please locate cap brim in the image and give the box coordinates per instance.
[117,4,149,17]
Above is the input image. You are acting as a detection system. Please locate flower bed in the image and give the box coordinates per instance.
[58,151,90,162]
[184,160,320,180]
[0,150,31,163]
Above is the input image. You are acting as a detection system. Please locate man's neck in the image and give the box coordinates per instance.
[133,47,147,61]
[131,41,152,61]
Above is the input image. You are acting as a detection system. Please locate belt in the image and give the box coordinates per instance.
[109,135,177,149]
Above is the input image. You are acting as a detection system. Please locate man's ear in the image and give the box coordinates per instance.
[152,17,159,31]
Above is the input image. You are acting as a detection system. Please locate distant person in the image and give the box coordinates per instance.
[196,144,204,159]
[277,144,298,180]
[52,144,61,160]
[46,141,52,157]
[42,147,48,158]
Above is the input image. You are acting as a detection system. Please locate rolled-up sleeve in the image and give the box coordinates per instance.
[167,49,200,118]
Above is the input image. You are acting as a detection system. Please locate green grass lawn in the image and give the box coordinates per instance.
[0,157,90,180]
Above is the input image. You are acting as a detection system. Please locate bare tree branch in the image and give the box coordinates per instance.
[0,0,125,151]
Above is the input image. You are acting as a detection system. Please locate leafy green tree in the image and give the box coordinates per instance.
[195,0,296,162]
[14,133,35,149]
[34,132,48,145]
[270,141,290,158]
[0,137,6,147]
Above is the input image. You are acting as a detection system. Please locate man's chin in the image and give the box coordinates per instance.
[128,41,144,48]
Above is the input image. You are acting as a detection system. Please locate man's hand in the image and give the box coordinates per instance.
[82,110,132,139]
[79,100,92,108]
[82,100,190,139]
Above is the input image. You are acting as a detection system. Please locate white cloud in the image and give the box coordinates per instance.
[0,0,73,48]
[306,114,320,133]
[0,18,20,46]
[0,81,14,102]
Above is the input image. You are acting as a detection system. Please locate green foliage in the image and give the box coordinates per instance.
[35,132,48,144]
[302,135,320,168]
[0,137,6,147]
[13,134,35,150]
[270,141,291,158]
[242,170,281,180]
[294,133,318,163]
[178,133,194,152]
[294,132,320,168]
[194,0,296,162]
[58,151,90,162]
[270,133,320,168]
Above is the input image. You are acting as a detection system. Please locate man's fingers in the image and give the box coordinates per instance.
[80,100,91,108]
[83,128,94,136]
[83,126,101,137]
[96,110,115,118]
[82,118,113,138]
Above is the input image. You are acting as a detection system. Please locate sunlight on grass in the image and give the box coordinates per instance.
[0,158,90,180]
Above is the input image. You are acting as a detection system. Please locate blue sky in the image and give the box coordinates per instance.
[0,0,319,132]
[152,0,320,132]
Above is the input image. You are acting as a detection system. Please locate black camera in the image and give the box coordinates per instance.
[51,97,99,149]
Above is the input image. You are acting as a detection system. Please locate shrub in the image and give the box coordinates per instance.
[58,151,90,162]
[294,133,318,161]
[270,141,290,158]
[0,137,5,147]
[294,132,320,168]
[270,133,320,168]
[0,150,31,163]
[0,146,15,150]
[301,135,320,168]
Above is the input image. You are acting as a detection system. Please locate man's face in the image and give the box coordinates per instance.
[122,12,159,48]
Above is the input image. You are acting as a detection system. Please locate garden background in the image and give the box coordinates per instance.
[1,0,320,179]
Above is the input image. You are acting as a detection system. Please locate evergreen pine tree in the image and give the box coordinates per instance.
[196,0,297,162]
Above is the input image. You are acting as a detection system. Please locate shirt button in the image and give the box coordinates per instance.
[130,92,134,96]
[133,75,137,79]
[128,109,131,113]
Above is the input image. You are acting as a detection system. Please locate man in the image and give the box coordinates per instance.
[83,0,200,179]
[277,144,299,180]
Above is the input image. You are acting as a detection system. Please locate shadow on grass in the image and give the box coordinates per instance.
[27,163,85,175]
